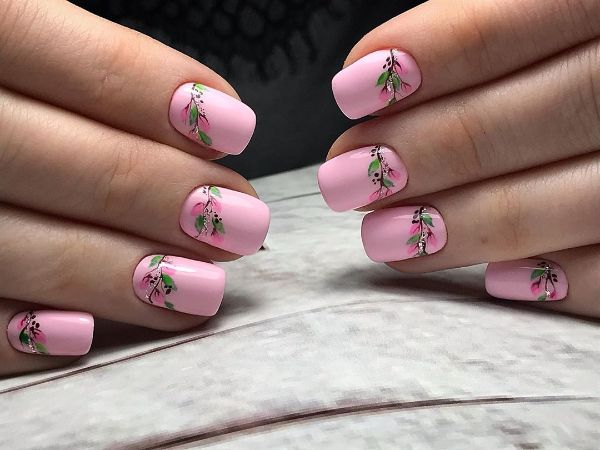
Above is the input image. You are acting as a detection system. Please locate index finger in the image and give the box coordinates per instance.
[332,0,600,119]
[0,0,255,157]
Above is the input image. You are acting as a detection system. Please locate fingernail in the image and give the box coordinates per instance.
[332,49,421,119]
[485,259,568,301]
[318,145,408,212]
[169,82,256,155]
[180,185,270,255]
[133,255,226,316]
[7,310,94,356]
[361,206,447,262]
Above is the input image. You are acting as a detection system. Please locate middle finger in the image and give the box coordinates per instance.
[0,88,270,259]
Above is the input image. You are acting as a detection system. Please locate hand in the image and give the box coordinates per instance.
[0,0,269,375]
[319,0,600,317]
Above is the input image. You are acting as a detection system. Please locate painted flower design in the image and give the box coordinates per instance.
[193,186,226,243]
[407,207,437,257]
[181,83,212,146]
[140,255,178,310]
[376,49,412,106]
[368,145,401,202]
[18,311,48,354]
[530,261,560,301]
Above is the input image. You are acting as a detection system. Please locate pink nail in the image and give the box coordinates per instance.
[318,145,408,212]
[133,255,226,316]
[332,49,421,119]
[169,82,256,155]
[485,259,568,301]
[361,206,447,262]
[180,185,270,255]
[7,310,94,356]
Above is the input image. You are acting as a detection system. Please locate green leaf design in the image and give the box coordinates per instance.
[19,329,29,345]
[368,159,381,176]
[382,178,394,188]
[162,273,175,288]
[189,103,198,126]
[165,301,175,310]
[406,234,421,245]
[149,255,163,268]
[530,268,546,280]
[421,214,434,227]
[209,186,222,197]
[391,74,400,90]
[193,83,206,91]
[537,294,547,301]
[376,71,388,86]
[198,130,212,146]
[35,343,48,354]
[213,219,225,234]
[195,215,205,233]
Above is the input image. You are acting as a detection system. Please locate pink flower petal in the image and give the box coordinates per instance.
[198,115,210,132]
[530,283,541,295]
[35,331,47,344]
[368,191,381,203]
[162,267,176,275]
[152,291,165,305]
[139,277,150,289]
[388,168,400,179]
[409,223,420,235]
[212,199,222,213]
[401,82,412,93]
[180,105,189,122]
[211,230,224,243]
[428,233,437,246]
[379,88,391,103]
[549,290,556,299]
[191,202,205,215]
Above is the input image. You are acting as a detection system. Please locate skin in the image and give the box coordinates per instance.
[1,0,599,374]
[328,0,600,318]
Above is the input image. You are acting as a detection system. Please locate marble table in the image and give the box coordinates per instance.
[1,166,598,449]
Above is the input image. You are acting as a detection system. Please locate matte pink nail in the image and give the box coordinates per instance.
[361,206,447,262]
[485,259,568,301]
[318,145,408,212]
[7,310,94,356]
[180,185,270,255]
[332,49,421,119]
[169,82,256,155]
[133,255,225,316]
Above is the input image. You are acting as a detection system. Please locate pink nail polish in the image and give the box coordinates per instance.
[332,49,421,119]
[361,206,447,262]
[318,145,408,212]
[7,310,94,356]
[180,185,270,255]
[485,259,568,301]
[169,82,256,155]
[133,255,226,316]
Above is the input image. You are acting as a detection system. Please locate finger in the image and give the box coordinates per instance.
[485,245,600,319]
[331,0,600,118]
[0,300,86,376]
[322,37,600,212]
[0,205,226,331]
[359,152,600,270]
[0,88,270,259]
[0,0,255,156]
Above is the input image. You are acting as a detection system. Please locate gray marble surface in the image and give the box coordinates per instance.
[0,165,598,449]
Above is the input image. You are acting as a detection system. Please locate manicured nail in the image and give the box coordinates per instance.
[169,82,256,155]
[361,206,447,262]
[485,259,568,301]
[7,310,94,356]
[332,49,421,119]
[180,185,270,255]
[318,145,408,212]
[133,255,226,316]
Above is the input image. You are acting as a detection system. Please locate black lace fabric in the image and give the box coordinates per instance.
[74,0,422,177]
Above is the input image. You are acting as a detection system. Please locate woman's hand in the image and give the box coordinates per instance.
[319,0,600,317]
[0,0,269,375]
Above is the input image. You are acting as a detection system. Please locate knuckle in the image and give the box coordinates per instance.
[97,142,143,217]
[486,184,524,255]
[444,105,488,176]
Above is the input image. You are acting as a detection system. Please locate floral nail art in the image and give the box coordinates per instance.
[376,49,412,106]
[139,255,178,310]
[530,261,560,301]
[407,207,437,257]
[18,311,48,354]
[192,186,226,243]
[182,83,212,146]
[368,145,402,202]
